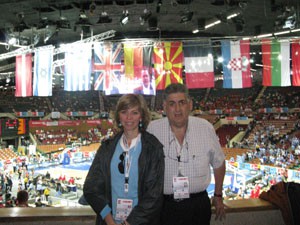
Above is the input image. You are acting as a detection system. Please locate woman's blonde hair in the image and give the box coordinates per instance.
[114,94,150,131]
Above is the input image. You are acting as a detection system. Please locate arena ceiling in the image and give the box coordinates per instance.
[0,0,299,88]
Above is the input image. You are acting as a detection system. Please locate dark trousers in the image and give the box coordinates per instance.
[161,191,211,225]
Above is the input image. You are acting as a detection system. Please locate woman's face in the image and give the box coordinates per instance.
[119,106,142,133]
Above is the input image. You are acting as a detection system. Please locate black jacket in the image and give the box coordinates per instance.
[83,131,164,225]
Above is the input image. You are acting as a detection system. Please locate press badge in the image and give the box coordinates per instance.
[172,176,190,199]
[115,198,133,221]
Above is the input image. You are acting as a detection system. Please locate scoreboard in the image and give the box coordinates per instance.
[0,118,28,137]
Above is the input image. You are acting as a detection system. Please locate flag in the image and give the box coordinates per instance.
[64,43,92,91]
[291,41,300,86]
[93,42,123,94]
[15,53,32,97]
[183,44,214,88]
[221,40,252,89]
[33,46,54,96]
[153,41,183,90]
[123,42,152,80]
[262,39,291,86]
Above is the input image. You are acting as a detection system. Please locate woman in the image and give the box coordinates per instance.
[83,94,164,225]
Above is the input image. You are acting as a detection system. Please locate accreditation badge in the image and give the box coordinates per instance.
[115,198,133,221]
[172,176,190,199]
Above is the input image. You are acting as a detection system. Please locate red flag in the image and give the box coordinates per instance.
[153,42,183,90]
[292,41,300,86]
[15,53,32,97]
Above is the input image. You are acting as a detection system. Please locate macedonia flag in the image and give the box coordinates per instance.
[153,42,183,90]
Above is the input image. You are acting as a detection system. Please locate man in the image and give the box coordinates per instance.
[147,83,225,225]
[133,69,154,95]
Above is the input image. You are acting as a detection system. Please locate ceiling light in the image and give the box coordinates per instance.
[192,18,206,33]
[14,14,30,32]
[140,9,152,25]
[97,12,112,24]
[156,0,162,13]
[147,16,159,31]
[274,30,290,36]
[56,10,71,30]
[37,17,49,29]
[120,10,129,26]
[44,29,54,43]
[257,33,273,38]
[75,10,92,27]
[8,36,18,45]
[205,20,221,29]
[227,13,239,20]
[180,10,193,23]
[89,1,97,14]
[56,17,71,29]
[291,28,300,33]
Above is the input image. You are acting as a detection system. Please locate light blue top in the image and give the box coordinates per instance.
[100,135,141,223]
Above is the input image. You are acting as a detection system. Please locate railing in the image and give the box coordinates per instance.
[0,199,285,225]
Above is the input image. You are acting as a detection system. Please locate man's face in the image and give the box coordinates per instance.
[142,71,150,87]
[163,92,192,129]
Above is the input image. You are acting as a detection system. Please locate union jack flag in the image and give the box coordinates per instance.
[93,42,124,92]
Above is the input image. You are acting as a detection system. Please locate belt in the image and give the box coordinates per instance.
[163,191,207,202]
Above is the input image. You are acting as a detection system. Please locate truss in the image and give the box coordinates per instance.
[0,30,116,62]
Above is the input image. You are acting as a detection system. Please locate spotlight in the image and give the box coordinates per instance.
[8,36,18,45]
[120,10,129,26]
[75,10,92,27]
[89,2,97,14]
[140,9,152,25]
[147,16,159,31]
[232,15,245,33]
[198,18,206,31]
[180,10,193,23]
[156,0,162,13]
[97,12,112,24]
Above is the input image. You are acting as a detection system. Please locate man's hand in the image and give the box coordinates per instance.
[212,196,226,221]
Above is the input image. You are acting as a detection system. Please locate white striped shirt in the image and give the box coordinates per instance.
[147,116,225,194]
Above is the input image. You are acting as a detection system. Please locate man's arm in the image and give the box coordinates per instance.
[213,160,226,221]
[213,160,225,196]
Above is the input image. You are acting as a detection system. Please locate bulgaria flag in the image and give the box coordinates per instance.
[221,40,252,89]
[291,40,300,86]
[183,44,214,88]
[153,42,183,90]
[262,39,291,86]
[15,53,33,97]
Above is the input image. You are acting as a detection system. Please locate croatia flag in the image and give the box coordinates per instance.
[221,40,252,89]
[15,53,33,97]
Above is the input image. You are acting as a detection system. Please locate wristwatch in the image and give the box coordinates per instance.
[214,193,223,198]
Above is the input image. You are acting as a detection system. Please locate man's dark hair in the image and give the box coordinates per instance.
[163,83,189,100]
